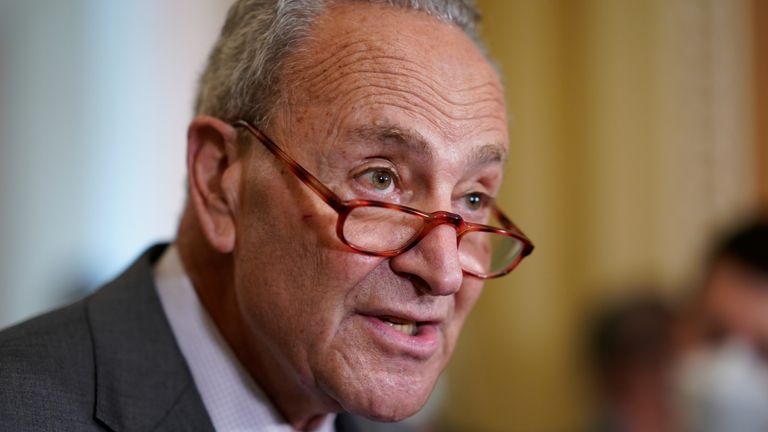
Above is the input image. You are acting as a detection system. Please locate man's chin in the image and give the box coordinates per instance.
[329,374,435,422]
[343,395,428,423]
[315,322,446,421]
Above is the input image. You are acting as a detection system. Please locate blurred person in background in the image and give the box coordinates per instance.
[588,294,680,432]
[0,1,533,431]
[674,215,768,432]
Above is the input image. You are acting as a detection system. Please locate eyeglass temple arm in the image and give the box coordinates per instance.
[232,120,346,211]
[493,205,514,228]
[492,205,535,257]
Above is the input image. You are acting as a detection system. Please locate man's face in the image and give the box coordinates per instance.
[232,4,508,420]
[706,259,768,346]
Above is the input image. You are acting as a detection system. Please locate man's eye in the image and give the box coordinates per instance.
[464,192,487,211]
[362,168,395,192]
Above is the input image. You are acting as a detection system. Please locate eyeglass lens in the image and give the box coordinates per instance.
[341,205,525,277]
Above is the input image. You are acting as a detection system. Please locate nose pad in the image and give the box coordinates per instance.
[389,224,464,296]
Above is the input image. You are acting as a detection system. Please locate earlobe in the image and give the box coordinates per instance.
[186,115,241,254]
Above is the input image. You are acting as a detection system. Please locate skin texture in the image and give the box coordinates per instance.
[177,3,509,430]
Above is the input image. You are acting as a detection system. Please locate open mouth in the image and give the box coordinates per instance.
[378,315,420,336]
[358,312,441,358]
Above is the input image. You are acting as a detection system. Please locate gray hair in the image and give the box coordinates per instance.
[194,0,484,128]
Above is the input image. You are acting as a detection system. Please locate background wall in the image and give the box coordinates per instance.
[0,0,231,328]
[0,1,765,431]
[756,0,768,203]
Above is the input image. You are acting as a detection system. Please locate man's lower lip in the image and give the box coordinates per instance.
[359,315,440,359]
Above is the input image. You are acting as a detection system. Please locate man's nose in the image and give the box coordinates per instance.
[389,224,464,296]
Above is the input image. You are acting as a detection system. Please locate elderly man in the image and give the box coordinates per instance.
[0,0,532,430]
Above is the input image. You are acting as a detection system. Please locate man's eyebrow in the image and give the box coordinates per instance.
[471,143,508,165]
[348,123,507,164]
[349,123,435,159]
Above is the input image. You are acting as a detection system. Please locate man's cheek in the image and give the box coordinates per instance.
[327,252,387,295]
[454,283,483,317]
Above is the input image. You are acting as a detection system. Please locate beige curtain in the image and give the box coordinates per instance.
[441,1,759,430]
[756,0,768,202]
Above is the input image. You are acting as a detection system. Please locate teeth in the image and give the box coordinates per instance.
[384,320,418,336]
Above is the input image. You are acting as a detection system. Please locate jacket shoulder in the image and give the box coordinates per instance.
[0,300,102,430]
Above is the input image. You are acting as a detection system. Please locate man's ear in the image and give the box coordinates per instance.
[187,115,241,254]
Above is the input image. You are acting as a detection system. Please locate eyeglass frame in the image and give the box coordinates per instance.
[232,119,534,279]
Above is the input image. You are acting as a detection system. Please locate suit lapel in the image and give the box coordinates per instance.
[86,244,214,431]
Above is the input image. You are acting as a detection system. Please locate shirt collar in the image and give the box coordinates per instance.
[154,245,336,432]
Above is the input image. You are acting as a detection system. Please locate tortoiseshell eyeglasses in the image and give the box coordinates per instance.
[233,120,534,279]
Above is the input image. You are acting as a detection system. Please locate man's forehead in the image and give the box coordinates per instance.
[276,2,509,163]
[287,2,504,99]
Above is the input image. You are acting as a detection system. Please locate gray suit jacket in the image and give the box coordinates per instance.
[0,245,381,431]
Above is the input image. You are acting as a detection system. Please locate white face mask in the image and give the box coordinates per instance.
[674,338,768,432]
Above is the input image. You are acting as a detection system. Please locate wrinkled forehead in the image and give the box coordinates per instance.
[277,3,508,155]
[301,3,497,81]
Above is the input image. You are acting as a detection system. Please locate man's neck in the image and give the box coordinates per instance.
[175,209,339,431]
